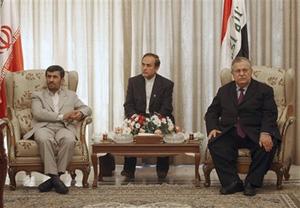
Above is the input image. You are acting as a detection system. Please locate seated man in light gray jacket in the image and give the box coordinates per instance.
[23,65,92,194]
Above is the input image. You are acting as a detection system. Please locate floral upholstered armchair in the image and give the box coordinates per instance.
[3,70,92,190]
[203,66,295,189]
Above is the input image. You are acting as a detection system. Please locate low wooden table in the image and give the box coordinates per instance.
[91,140,201,188]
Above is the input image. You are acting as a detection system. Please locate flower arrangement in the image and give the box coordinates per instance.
[121,113,175,136]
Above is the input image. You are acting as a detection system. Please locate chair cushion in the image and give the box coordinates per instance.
[206,148,279,163]
[237,148,279,162]
[16,140,83,157]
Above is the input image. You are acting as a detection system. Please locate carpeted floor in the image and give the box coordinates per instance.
[4,181,300,208]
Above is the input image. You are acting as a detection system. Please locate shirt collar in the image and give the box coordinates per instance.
[235,82,250,92]
[144,74,156,83]
[47,88,62,96]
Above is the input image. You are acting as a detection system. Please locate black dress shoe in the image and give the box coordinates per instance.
[244,183,256,196]
[38,178,53,192]
[156,170,168,179]
[51,176,69,194]
[121,170,135,179]
[220,180,244,195]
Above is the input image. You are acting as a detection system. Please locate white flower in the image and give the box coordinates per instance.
[152,116,161,127]
[168,124,174,131]
[135,123,141,128]
[161,118,167,124]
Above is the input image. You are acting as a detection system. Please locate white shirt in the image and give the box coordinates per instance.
[145,75,156,114]
[236,85,248,97]
[47,89,64,120]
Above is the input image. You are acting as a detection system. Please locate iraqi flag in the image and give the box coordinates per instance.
[220,0,249,70]
[0,0,24,118]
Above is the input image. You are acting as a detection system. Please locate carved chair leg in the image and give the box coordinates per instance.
[271,165,284,189]
[8,167,16,190]
[82,165,90,188]
[69,170,77,186]
[70,170,76,180]
[283,160,292,181]
[273,167,284,190]
[203,163,214,187]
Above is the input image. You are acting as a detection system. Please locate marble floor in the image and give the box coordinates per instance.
[5,164,300,188]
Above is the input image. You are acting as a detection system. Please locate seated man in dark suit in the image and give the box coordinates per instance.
[205,57,281,196]
[122,53,175,180]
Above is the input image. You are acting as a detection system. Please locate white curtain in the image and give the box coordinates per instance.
[16,0,300,164]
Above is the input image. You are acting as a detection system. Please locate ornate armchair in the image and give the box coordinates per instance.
[3,70,92,190]
[203,66,295,189]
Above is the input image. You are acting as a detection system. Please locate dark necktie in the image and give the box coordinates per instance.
[237,88,245,104]
[236,88,246,138]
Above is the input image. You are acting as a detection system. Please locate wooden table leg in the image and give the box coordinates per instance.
[195,153,201,187]
[91,153,98,188]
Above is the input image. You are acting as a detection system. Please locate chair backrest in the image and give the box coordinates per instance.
[220,66,295,126]
[5,69,78,136]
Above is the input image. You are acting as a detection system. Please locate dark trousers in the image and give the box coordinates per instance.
[99,153,115,176]
[123,156,169,174]
[208,128,277,187]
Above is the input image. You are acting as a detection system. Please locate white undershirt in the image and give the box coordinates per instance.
[48,89,64,120]
[145,75,156,114]
[236,85,248,97]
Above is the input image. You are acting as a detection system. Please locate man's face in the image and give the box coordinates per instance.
[46,71,63,92]
[231,61,252,88]
[141,56,158,79]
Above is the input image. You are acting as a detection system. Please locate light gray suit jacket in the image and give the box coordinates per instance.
[23,88,92,140]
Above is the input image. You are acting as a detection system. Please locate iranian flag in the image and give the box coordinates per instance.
[0,0,24,118]
[220,0,249,70]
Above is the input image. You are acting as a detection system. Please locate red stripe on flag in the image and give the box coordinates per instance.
[8,34,24,72]
[221,0,232,43]
[0,34,23,118]
[1,0,25,117]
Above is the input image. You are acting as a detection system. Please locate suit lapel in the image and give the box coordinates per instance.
[240,79,256,105]
[229,82,238,106]
[43,90,56,112]
[149,75,160,107]
[58,89,68,112]
[140,76,146,104]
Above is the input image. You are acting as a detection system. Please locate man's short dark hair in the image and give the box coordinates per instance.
[142,53,161,68]
[46,65,65,78]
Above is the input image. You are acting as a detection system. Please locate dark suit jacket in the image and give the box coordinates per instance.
[205,79,281,144]
[124,74,174,122]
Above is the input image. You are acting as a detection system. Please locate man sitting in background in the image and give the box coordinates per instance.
[122,53,175,180]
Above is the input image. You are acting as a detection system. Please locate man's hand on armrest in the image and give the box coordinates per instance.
[259,132,273,152]
[208,129,222,140]
[63,110,84,122]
